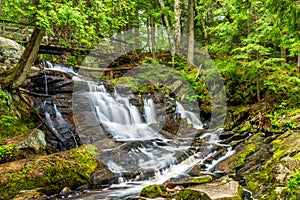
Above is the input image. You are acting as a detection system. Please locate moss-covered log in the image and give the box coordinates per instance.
[0,144,112,199]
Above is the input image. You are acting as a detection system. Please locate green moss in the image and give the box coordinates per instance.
[246,179,260,195]
[111,76,136,89]
[240,121,251,132]
[171,189,211,200]
[230,143,256,171]
[190,175,212,184]
[0,144,100,199]
[140,185,168,198]
[243,131,300,199]
[0,144,16,161]
[287,173,300,191]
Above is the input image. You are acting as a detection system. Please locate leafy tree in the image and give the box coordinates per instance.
[1,0,135,89]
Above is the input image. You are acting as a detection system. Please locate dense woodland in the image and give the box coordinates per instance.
[1,0,299,108]
[0,0,300,199]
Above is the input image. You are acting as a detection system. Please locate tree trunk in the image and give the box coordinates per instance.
[10,27,45,89]
[297,53,300,72]
[174,0,181,52]
[150,16,156,58]
[256,74,261,103]
[134,9,140,49]
[187,0,194,67]
[200,19,208,47]
[280,46,286,65]
[183,0,188,36]
[158,0,175,64]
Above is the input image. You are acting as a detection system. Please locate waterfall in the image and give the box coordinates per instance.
[143,98,157,124]
[85,83,162,141]
[42,61,49,95]
[54,104,63,120]
[53,74,236,199]
[44,61,79,76]
[175,101,203,129]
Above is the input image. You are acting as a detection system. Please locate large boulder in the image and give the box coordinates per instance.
[189,177,243,200]
[0,129,51,164]
[0,37,24,69]
[0,144,113,199]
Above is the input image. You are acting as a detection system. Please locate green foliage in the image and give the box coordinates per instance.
[266,108,300,132]
[287,173,300,191]
[0,115,18,129]
[142,56,160,65]
[0,88,11,107]
[1,0,136,47]
[0,144,15,160]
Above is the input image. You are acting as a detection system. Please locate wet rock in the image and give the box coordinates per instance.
[219,131,234,140]
[0,144,112,199]
[216,134,266,174]
[12,189,46,200]
[164,175,213,188]
[188,165,204,176]
[0,37,24,69]
[220,131,249,145]
[162,118,181,135]
[189,177,243,200]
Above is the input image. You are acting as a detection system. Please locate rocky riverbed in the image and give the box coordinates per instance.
[0,37,299,199]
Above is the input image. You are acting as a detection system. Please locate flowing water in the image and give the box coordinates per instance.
[67,80,236,199]
[41,62,243,199]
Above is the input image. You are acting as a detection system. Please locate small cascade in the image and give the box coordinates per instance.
[54,104,63,120]
[143,98,157,124]
[175,101,203,129]
[53,104,78,148]
[86,83,163,141]
[44,61,79,76]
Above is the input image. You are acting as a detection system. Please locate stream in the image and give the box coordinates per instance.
[37,62,253,199]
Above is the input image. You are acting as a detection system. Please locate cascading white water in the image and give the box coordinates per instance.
[175,101,203,129]
[45,61,79,76]
[143,98,157,124]
[38,63,239,199]
[85,83,163,141]
[54,104,63,120]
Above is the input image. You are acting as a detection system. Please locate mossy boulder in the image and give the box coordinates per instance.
[0,129,57,163]
[140,184,212,200]
[140,185,168,198]
[172,189,211,200]
[217,133,266,174]
[244,130,300,199]
[0,144,113,199]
